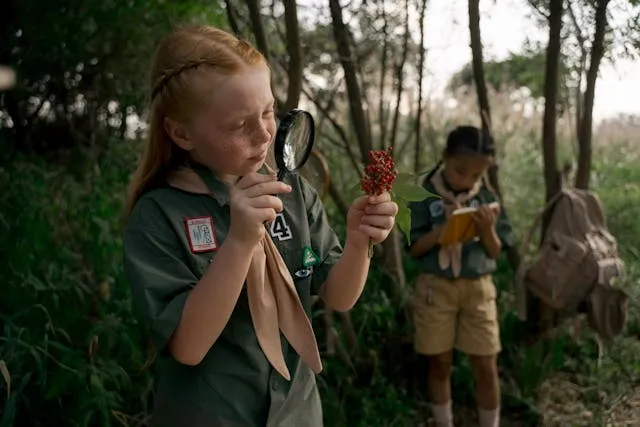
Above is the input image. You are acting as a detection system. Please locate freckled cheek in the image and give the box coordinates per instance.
[211,138,241,158]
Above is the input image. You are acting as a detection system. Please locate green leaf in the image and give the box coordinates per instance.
[417,172,430,183]
[393,172,417,187]
[395,204,412,243]
[392,182,432,202]
[0,373,31,427]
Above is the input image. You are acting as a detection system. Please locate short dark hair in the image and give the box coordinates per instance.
[422,125,494,184]
[444,125,495,157]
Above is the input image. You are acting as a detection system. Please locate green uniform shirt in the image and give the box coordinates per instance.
[409,176,514,279]
[123,163,342,427]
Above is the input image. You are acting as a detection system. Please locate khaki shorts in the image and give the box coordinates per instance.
[412,273,501,356]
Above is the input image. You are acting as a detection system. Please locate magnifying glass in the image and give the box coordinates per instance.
[273,109,315,181]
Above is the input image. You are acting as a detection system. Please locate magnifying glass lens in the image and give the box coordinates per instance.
[274,109,315,180]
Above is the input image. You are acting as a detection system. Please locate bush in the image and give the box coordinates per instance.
[0,141,152,427]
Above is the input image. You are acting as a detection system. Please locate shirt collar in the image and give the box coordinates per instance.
[189,161,231,206]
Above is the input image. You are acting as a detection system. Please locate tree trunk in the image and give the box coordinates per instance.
[530,0,564,338]
[377,0,390,150]
[468,0,501,198]
[245,0,270,62]
[388,0,410,152]
[328,0,371,164]
[381,228,407,294]
[542,0,564,212]
[282,0,303,112]
[468,0,521,270]
[468,0,492,141]
[245,0,302,115]
[575,0,610,189]
[414,0,427,175]
[329,0,405,289]
[567,0,587,145]
[223,0,242,37]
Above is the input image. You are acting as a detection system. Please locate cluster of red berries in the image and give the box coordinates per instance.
[360,147,398,196]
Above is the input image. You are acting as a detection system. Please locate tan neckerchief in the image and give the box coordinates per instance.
[167,167,322,381]
[430,165,482,277]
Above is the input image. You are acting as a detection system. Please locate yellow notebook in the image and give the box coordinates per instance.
[438,201,500,246]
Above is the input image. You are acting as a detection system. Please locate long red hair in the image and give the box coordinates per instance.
[123,26,266,220]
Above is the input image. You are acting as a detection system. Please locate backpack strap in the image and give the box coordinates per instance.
[582,190,607,229]
[518,190,568,261]
[563,189,594,235]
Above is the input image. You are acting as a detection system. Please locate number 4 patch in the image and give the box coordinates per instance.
[269,213,293,241]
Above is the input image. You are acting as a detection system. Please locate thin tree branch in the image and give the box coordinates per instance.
[414,0,427,175]
[396,117,417,160]
[346,14,374,147]
[468,0,492,140]
[322,131,350,150]
[245,0,286,112]
[567,0,588,136]
[377,0,390,151]
[469,0,521,275]
[527,0,550,20]
[245,0,271,61]
[223,0,242,37]
[329,0,372,164]
[526,0,564,338]
[388,0,410,152]
[301,85,361,173]
[576,0,610,189]
[282,0,303,111]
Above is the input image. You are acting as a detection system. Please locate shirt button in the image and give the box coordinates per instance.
[271,379,279,391]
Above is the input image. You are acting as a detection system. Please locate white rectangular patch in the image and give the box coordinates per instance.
[185,216,218,253]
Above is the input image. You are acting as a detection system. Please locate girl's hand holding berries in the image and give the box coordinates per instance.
[348,148,399,256]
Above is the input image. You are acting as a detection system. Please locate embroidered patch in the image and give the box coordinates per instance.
[429,200,444,217]
[185,216,218,253]
[269,213,293,241]
[294,267,313,279]
[302,246,320,267]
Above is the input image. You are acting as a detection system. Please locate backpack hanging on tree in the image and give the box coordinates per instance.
[515,188,628,341]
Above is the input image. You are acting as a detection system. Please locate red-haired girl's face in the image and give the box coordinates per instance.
[165,64,276,182]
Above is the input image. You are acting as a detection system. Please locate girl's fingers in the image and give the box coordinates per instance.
[350,195,371,211]
[248,194,285,212]
[358,224,389,243]
[235,172,276,190]
[364,201,398,216]
[366,191,391,204]
[360,215,395,230]
[244,181,292,198]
